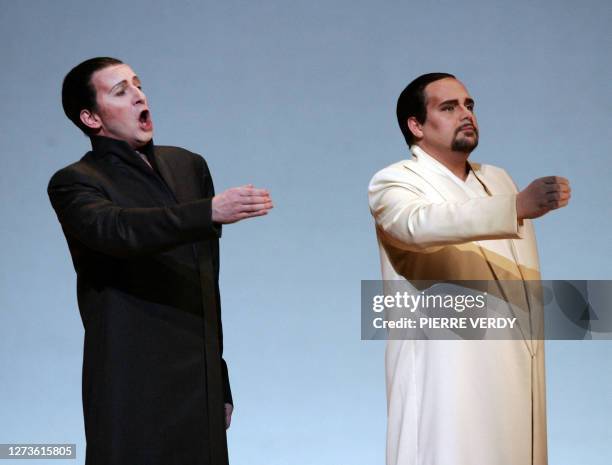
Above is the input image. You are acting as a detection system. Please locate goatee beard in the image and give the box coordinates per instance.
[451,128,479,153]
[451,137,478,152]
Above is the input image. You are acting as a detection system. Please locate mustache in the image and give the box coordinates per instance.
[455,124,478,136]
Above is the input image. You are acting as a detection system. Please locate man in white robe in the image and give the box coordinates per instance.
[368,73,570,465]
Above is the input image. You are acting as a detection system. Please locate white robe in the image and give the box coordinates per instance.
[368,146,547,465]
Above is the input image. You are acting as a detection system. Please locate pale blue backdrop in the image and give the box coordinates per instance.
[1,0,610,464]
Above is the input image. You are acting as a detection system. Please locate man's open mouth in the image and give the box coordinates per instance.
[139,109,152,130]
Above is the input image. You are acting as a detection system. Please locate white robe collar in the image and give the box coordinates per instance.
[410,144,491,197]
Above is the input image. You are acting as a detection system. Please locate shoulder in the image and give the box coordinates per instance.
[47,152,103,190]
[368,158,433,195]
[474,162,518,191]
[475,162,510,177]
[155,145,207,164]
[368,159,414,187]
[154,145,211,173]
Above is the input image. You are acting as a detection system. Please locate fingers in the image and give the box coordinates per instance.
[545,184,571,194]
[237,209,270,220]
[557,199,570,208]
[546,190,571,210]
[234,186,273,211]
[240,195,272,205]
[241,188,270,197]
[546,200,569,210]
[543,176,569,185]
[548,199,569,210]
[540,177,571,206]
[546,190,571,201]
[226,186,273,203]
[542,177,570,191]
[212,185,273,224]
[225,185,273,222]
[520,176,571,219]
[238,201,274,213]
[236,186,270,197]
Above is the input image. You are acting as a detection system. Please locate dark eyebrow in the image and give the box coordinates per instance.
[438,98,475,107]
[109,80,128,93]
[439,99,459,107]
[109,76,141,93]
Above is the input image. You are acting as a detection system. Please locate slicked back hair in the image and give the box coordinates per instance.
[62,57,123,135]
[396,72,456,147]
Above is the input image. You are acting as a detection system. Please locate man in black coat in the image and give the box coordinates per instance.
[48,57,273,465]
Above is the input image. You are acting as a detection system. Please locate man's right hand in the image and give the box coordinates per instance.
[212,185,273,224]
[516,176,571,220]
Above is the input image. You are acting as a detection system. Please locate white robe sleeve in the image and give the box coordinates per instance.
[368,166,524,252]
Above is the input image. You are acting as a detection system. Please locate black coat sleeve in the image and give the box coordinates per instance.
[47,166,220,258]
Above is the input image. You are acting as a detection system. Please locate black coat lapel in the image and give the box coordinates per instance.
[152,147,181,202]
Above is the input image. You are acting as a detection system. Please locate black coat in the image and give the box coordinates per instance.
[48,136,231,465]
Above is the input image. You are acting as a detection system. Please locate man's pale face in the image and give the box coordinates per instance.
[88,64,153,149]
[418,78,479,155]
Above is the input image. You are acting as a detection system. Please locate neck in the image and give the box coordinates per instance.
[416,143,470,181]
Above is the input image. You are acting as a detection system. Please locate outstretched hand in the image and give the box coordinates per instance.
[516,176,571,220]
[212,185,273,224]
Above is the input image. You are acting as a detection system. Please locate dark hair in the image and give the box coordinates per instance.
[62,57,124,135]
[396,72,455,146]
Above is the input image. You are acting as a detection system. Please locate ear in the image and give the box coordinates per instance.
[80,109,102,131]
[407,116,423,140]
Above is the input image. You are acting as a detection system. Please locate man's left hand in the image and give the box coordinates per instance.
[225,403,233,429]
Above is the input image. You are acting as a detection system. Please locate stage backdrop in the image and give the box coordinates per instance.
[1,0,610,464]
